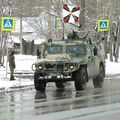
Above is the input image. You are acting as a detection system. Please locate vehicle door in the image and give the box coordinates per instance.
[87,44,98,78]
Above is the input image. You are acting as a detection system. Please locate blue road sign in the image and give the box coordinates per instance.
[98,20,109,32]
[2,17,15,31]
[100,21,107,29]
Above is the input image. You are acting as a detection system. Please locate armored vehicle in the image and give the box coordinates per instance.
[32,31,105,91]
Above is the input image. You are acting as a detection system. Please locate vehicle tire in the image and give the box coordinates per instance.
[93,64,104,88]
[34,72,46,91]
[55,81,65,89]
[73,67,87,91]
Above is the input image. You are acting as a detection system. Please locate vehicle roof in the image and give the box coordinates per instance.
[51,40,86,45]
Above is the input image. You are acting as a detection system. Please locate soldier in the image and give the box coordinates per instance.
[8,50,16,81]
[36,48,41,59]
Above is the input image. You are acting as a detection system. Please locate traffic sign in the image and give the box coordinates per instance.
[55,18,61,30]
[98,20,109,32]
[63,4,80,23]
[1,17,15,31]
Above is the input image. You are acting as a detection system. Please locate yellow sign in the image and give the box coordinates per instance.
[55,18,61,30]
[1,17,15,31]
[98,20,109,32]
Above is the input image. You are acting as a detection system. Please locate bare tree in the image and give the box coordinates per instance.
[1,0,120,61]
[25,0,64,41]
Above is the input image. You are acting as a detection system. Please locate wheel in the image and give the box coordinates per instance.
[55,81,65,89]
[93,64,105,88]
[34,72,46,91]
[73,67,87,91]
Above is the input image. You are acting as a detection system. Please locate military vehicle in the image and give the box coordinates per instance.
[32,31,105,91]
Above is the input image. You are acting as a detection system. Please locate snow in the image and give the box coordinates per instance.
[13,18,35,33]
[11,36,20,43]
[11,18,46,44]
[0,55,36,91]
[106,59,120,74]
[0,54,120,91]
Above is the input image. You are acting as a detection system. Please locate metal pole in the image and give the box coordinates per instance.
[0,20,3,65]
[62,22,64,40]
[61,0,64,40]
[5,34,8,78]
[20,17,23,54]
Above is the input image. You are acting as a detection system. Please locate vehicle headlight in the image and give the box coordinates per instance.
[65,63,78,71]
[69,65,74,69]
[36,65,43,71]
[38,65,43,69]
[35,64,43,71]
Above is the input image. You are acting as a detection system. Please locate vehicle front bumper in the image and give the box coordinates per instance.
[37,75,73,82]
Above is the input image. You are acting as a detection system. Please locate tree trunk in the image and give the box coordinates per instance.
[104,34,108,59]
[115,40,119,62]
[0,49,2,65]
[80,0,85,30]
[109,36,113,62]
[115,20,120,62]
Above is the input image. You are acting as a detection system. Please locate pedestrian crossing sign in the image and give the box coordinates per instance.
[98,20,109,32]
[1,17,15,31]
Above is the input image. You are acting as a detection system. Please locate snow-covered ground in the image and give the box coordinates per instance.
[0,54,120,92]
[0,55,36,92]
[106,59,120,74]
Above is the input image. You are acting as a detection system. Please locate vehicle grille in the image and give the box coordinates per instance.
[45,63,64,72]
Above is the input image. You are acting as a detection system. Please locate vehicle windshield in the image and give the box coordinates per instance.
[44,44,63,54]
[66,44,86,55]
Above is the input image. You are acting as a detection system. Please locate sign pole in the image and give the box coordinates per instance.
[62,21,64,40]
[20,17,23,54]
[1,17,15,78]
[1,0,15,79]
[61,1,64,40]
[5,34,8,78]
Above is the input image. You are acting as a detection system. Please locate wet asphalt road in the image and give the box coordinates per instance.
[1,75,120,120]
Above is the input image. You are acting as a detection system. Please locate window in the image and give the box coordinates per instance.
[45,45,63,54]
[66,45,86,55]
